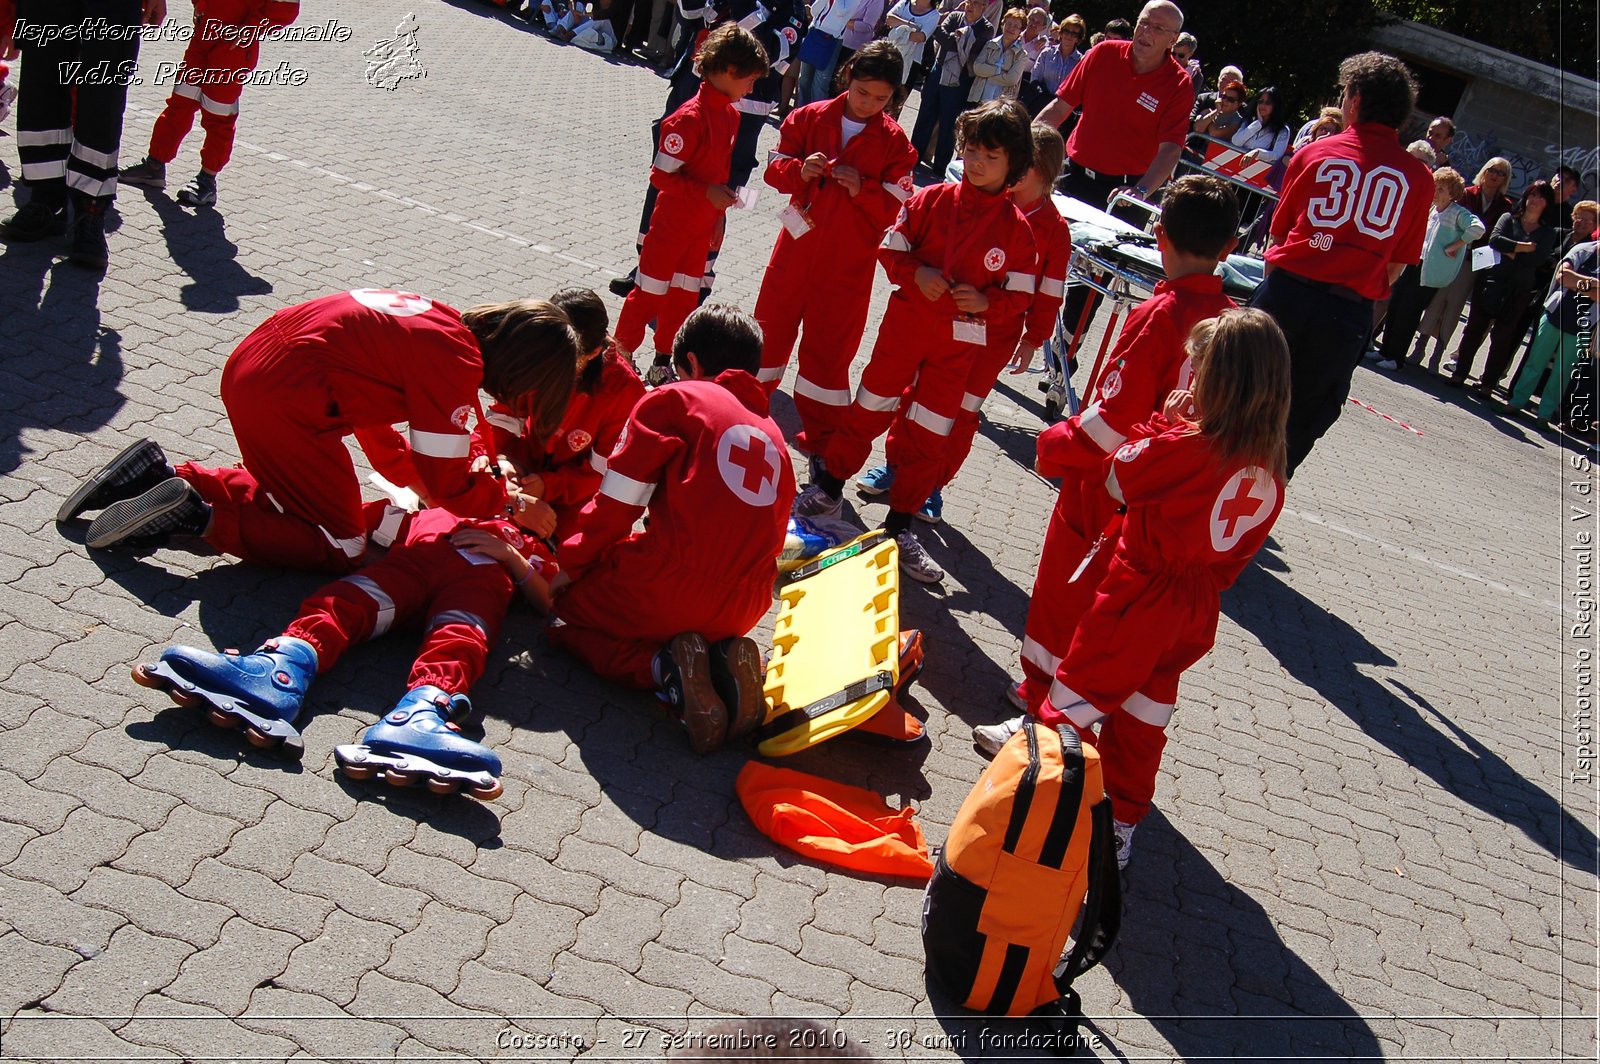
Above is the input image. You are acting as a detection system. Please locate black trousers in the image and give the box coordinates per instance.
[15,0,144,205]
[1250,269,1374,477]
[1377,265,1439,367]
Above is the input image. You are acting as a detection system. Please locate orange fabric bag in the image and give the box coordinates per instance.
[736,763,934,879]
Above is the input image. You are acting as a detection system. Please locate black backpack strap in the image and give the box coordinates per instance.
[758,671,895,740]
[1058,800,1123,986]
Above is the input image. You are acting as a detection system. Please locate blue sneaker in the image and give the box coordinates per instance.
[335,685,504,800]
[915,488,943,524]
[856,464,894,496]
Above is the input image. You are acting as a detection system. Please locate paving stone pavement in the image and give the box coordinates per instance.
[1,2,1597,1060]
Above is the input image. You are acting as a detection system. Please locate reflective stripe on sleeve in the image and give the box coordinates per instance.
[599,468,655,507]
[590,450,609,475]
[486,410,524,436]
[653,151,686,173]
[756,365,785,383]
[1039,276,1066,297]
[409,428,473,459]
[882,179,912,202]
[1005,271,1036,293]
[370,505,408,549]
[1079,405,1127,454]
[960,391,985,413]
[881,230,912,251]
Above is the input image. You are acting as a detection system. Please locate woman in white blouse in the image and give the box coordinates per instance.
[1230,85,1291,164]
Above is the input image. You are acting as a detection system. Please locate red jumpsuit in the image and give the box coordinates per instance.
[147,0,300,174]
[551,370,796,687]
[1017,273,1233,711]
[177,290,507,572]
[615,81,739,359]
[930,191,1072,487]
[284,506,556,696]
[483,345,645,538]
[1044,416,1283,824]
[751,94,918,455]
[821,179,1037,516]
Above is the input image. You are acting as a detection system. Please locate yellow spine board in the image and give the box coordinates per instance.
[758,535,901,757]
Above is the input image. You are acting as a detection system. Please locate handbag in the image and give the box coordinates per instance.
[798,24,842,66]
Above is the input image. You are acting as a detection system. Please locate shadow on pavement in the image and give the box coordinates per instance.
[143,191,275,313]
[0,247,122,478]
[1224,559,1598,873]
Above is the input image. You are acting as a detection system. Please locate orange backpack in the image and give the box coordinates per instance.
[922,718,1121,1029]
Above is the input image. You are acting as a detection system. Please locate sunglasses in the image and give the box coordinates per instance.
[1221,95,1243,103]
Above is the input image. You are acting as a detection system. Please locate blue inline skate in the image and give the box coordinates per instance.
[334,685,504,801]
[132,636,316,759]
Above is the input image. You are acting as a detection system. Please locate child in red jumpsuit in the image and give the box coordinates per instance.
[752,41,918,460]
[860,121,1071,522]
[66,292,578,573]
[793,97,1037,584]
[615,23,770,385]
[483,287,646,540]
[118,0,301,206]
[996,175,1240,717]
[133,496,557,800]
[983,307,1290,868]
[551,305,796,754]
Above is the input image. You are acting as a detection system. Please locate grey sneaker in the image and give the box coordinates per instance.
[972,713,1024,756]
[793,482,843,521]
[644,360,676,387]
[1005,680,1028,712]
[119,156,167,189]
[177,170,217,207]
[1112,818,1136,870]
[895,529,943,583]
[85,477,210,550]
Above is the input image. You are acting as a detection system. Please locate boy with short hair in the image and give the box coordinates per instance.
[795,97,1038,584]
[551,305,796,754]
[615,24,770,385]
[995,173,1239,723]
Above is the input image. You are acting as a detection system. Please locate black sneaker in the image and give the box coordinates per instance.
[68,201,109,270]
[177,171,217,207]
[608,274,636,297]
[708,636,765,741]
[85,477,209,550]
[0,199,68,241]
[56,438,175,522]
[652,632,728,754]
[119,157,167,190]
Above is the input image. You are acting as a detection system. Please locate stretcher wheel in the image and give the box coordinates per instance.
[384,768,419,787]
[339,763,375,781]
[243,727,276,750]
[131,663,164,690]
[466,780,504,802]
[207,707,239,729]
[425,777,459,795]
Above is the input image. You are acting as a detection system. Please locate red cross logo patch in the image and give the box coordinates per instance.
[662,132,686,157]
[350,288,433,316]
[1115,438,1148,463]
[984,247,1006,272]
[566,429,593,453]
[500,527,525,550]
[898,173,915,192]
[782,24,797,41]
[450,405,472,429]
[1209,466,1278,552]
[1099,369,1123,401]
[716,425,781,507]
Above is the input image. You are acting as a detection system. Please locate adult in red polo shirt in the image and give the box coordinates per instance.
[1249,52,1433,476]
[1035,0,1193,360]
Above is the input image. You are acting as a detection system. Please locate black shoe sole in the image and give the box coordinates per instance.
[666,633,728,754]
[0,214,67,242]
[86,477,193,549]
[57,438,168,523]
[710,636,765,741]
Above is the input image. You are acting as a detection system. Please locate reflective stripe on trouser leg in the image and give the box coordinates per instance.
[341,574,398,636]
[1048,678,1105,728]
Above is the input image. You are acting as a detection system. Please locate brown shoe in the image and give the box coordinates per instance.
[656,633,727,754]
[709,636,765,741]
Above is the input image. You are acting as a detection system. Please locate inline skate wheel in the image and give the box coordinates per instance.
[425,777,459,796]
[208,708,239,729]
[339,762,375,781]
[467,780,505,802]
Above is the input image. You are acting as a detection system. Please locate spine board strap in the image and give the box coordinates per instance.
[759,670,895,740]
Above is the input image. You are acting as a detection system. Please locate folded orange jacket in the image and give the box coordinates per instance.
[736,762,934,879]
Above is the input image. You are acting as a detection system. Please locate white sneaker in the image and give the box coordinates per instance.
[894,529,943,583]
[793,483,843,521]
[1376,359,1399,371]
[1112,818,1136,870]
[1005,680,1028,712]
[972,713,1024,756]
[1443,359,1459,374]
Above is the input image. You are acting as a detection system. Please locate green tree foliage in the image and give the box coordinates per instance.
[1375,0,1596,79]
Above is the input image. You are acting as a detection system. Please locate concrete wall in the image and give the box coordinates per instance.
[1373,19,1598,193]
